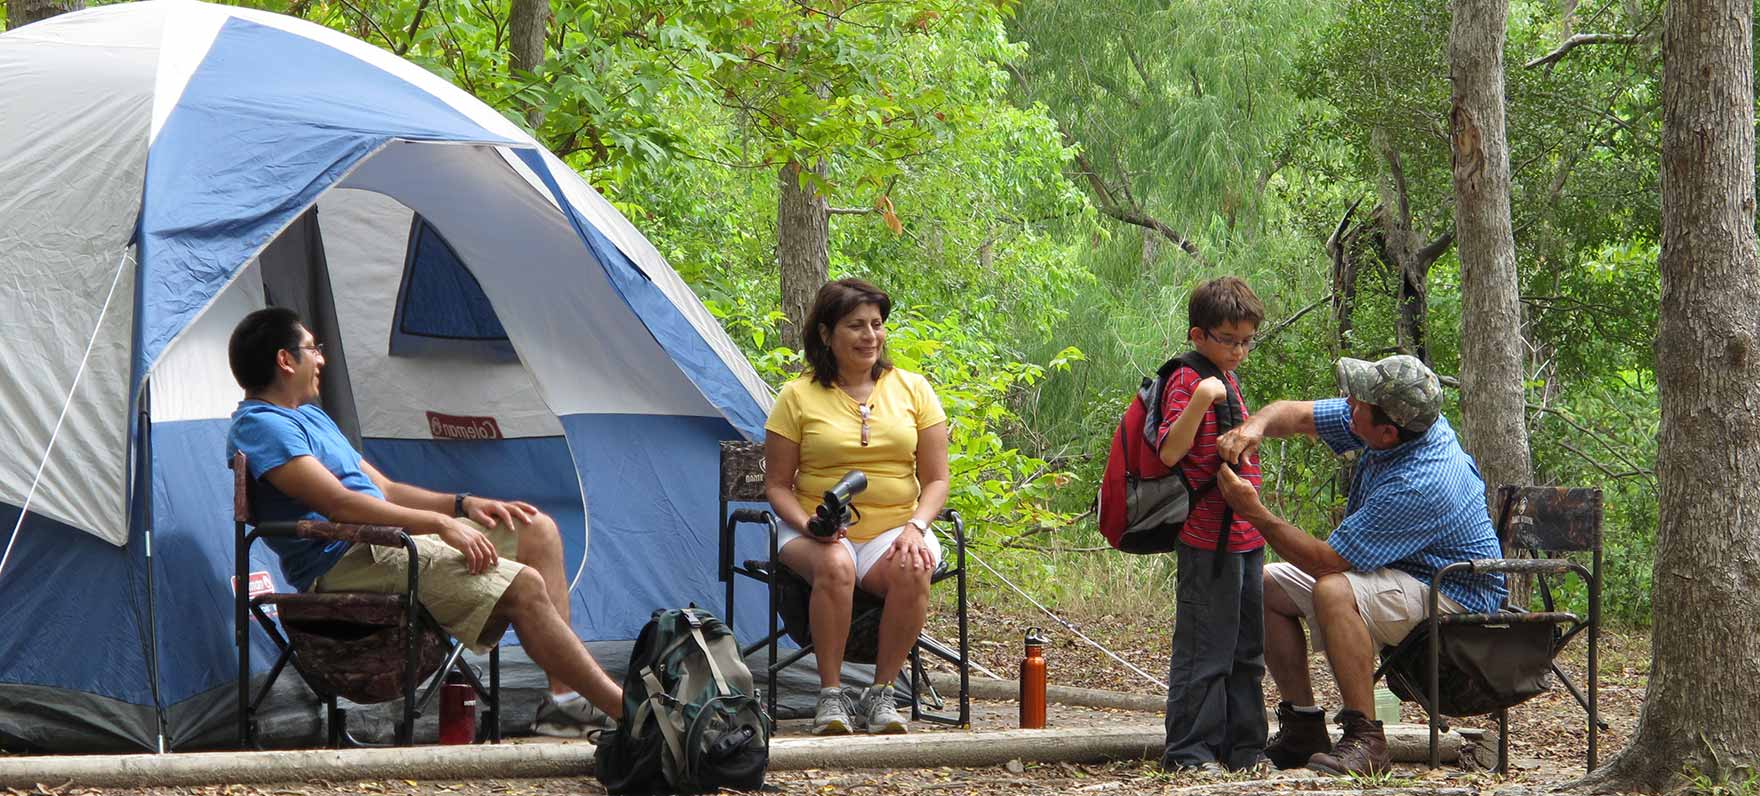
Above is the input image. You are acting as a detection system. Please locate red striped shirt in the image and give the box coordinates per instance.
[1155,367,1265,552]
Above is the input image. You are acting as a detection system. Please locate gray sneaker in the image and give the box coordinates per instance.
[812,687,854,736]
[858,685,908,735]
[532,692,614,738]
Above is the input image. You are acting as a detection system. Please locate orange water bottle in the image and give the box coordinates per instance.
[1020,627,1047,729]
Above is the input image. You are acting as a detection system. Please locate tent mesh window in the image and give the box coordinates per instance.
[389,215,515,359]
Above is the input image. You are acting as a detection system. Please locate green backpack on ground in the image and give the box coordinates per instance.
[595,607,771,794]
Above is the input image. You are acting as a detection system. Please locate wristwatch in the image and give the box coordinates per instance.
[453,492,472,518]
[907,517,931,534]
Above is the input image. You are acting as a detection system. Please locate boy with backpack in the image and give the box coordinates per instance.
[1156,277,1268,773]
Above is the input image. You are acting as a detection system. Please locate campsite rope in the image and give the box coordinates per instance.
[0,248,132,585]
[965,548,1169,692]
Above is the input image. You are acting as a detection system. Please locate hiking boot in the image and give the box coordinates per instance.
[532,691,615,738]
[1264,701,1332,770]
[858,685,908,734]
[1306,710,1390,776]
[812,687,854,736]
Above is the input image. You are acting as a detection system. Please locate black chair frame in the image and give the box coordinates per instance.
[1373,485,1603,773]
[231,453,500,748]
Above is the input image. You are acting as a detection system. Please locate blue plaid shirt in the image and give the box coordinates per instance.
[1314,399,1507,613]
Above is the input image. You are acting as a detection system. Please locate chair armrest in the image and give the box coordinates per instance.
[935,509,965,545]
[728,508,772,525]
[1438,610,1579,626]
[250,520,412,549]
[1466,557,1590,579]
[721,509,779,583]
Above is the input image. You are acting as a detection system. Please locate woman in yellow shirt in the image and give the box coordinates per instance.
[763,278,950,736]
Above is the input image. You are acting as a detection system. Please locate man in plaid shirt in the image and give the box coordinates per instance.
[1213,354,1506,776]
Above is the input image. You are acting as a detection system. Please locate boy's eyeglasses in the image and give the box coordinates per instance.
[1203,330,1257,351]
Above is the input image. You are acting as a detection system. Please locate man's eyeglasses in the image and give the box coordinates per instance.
[1203,330,1258,351]
[295,343,325,356]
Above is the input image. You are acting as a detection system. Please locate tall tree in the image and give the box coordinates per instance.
[777,157,830,349]
[3,0,80,30]
[1577,0,1760,789]
[1449,0,1532,513]
[507,0,549,128]
[700,1,1015,349]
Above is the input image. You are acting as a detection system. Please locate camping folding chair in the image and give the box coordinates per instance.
[231,452,500,748]
[715,441,971,727]
[1373,485,1602,772]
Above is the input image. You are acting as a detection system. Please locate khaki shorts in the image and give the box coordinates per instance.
[314,519,524,653]
[1265,562,1465,652]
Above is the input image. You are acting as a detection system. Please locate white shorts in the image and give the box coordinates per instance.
[777,522,945,582]
[1265,562,1465,652]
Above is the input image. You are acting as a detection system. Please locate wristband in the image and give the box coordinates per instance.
[454,492,471,518]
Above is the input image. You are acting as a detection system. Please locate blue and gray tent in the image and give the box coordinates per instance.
[0,0,797,752]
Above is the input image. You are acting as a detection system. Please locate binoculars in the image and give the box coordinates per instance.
[806,470,867,538]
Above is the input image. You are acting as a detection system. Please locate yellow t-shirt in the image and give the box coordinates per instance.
[764,368,947,541]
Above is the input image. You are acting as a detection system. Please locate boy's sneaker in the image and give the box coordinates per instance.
[812,687,854,736]
[858,685,908,734]
[532,691,615,738]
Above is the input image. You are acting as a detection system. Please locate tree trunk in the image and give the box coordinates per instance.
[1328,199,1364,354]
[1449,0,1533,542]
[1577,0,1760,790]
[507,0,549,129]
[5,0,80,29]
[1370,133,1453,364]
[778,159,830,352]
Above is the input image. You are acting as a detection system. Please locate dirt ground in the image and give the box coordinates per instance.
[63,600,1641,796]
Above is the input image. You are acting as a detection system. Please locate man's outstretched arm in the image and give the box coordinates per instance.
[1216,463,1352,578]
[1217,399,1319,465]
[360,460,537,530]
[263,457,501,574]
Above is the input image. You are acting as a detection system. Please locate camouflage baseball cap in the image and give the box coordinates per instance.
[1335,354,1442,433]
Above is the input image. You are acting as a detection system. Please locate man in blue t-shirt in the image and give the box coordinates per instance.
[1212,355,1506,776]
[226,307,620,733]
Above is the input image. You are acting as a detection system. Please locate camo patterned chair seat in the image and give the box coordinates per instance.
[232,452,500,748]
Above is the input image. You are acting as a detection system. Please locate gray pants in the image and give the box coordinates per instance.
[1162,543,1267,770]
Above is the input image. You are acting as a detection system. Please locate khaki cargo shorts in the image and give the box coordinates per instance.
[313,519,525,653]
[1265,561,1465,652]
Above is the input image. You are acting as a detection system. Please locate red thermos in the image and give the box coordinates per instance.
[1020,627,1047,729]
[439,671,477,745]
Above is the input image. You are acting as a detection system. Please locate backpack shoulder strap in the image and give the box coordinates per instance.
[1173,352,1245,432]
[1137,356,1193,449]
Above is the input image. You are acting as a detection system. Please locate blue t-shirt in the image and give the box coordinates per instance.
[1312,398,1507,613]
[227,400,386,591]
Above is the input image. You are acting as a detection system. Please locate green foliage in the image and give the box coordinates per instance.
[210,0,1699,629]
[1684,762,1760,796]
[1012,0,1324,236]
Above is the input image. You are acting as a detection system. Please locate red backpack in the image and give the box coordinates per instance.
[1098,352,1245,555]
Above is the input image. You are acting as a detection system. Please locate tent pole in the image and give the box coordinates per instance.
[138,390,168,753]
